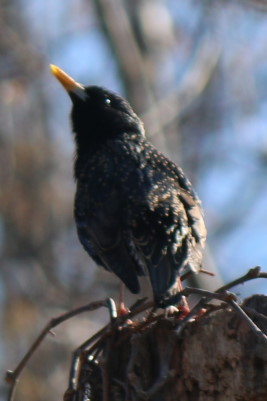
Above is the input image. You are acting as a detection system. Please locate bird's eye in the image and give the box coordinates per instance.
[104,98,111,105]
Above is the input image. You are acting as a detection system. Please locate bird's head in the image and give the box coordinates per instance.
[50,65,144,151]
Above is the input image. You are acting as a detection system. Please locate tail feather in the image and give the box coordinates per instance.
[147,252,178,304]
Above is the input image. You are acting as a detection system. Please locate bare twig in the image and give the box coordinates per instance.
[215,266,266,293]
[5,298,116,401]
[180,267,215,282]
[93,0,152,112]
[142,34,221,136]
[6,268,267,401]
[65,300,154,396]
[229,299,267,340]
[174,267,267,341]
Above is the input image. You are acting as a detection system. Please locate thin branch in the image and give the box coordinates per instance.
[142,34,221,137]
[6,267,267,401]
[5,298,116,401]
[229,299,267,340]
[216,266,265,293]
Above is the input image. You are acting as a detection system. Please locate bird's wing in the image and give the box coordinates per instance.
[75,184,141,294]
[129,185,190,299]
[169,158,207,270]
[147,146,207,264]
[127,149,206,300]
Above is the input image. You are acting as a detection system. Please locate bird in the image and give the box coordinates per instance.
[50,64,206,309]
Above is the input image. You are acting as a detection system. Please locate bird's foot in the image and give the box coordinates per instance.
[174,295,191,319]
[116,301,137,326]
[117,301,130,317]
[177,304,191,319]
[164,305,179,317]
[163,302,190,319]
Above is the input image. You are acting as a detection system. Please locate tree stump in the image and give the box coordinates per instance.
[65,295,267,401]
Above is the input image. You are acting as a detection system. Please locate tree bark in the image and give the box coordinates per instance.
[67,295,267,401]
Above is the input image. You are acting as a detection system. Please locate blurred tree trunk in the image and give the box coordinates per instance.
[0,0,57,274]
[70,295,267,401]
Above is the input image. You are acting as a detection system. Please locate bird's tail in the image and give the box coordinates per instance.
[147,253,179,307]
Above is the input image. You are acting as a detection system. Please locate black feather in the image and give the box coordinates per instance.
[68,85,206,306]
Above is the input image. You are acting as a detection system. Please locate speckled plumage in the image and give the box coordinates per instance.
[69,85,206,306]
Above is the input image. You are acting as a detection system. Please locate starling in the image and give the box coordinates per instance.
[50,65,206,307]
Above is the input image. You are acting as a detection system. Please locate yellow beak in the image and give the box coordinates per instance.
[50,65,86,99]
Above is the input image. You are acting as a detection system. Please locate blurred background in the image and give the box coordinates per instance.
[1,0,267,400]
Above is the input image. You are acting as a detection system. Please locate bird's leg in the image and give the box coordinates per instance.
[117,283,129,316]
[176,277,191,316]
[163,278,190,317]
